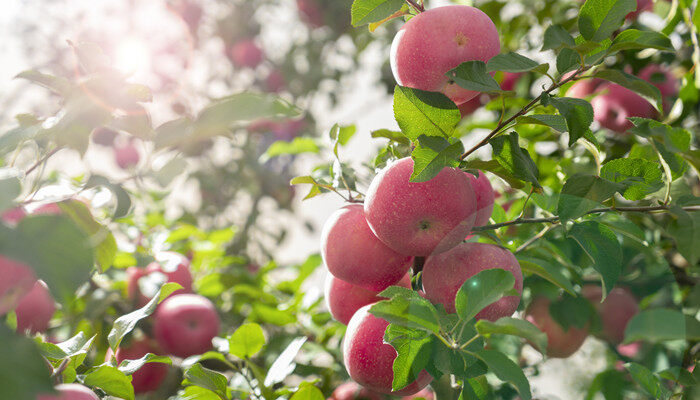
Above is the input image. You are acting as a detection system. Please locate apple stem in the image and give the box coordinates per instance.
[412,256,425,275]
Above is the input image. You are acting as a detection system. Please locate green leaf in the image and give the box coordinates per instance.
[117,353,172,375]
[541,25,576,51]
[578,0,637,42]
[350,0,404,26]
[393,86,460,140]
[84,175,132,219]
[548,97,594,145]
[45,96,111,155]
[264,337,307,386]
[608,29,674,53]
[460,376,493,400]
[38,332,95,368]
[263,138,320,160]
[487,53,548,75]
[568,221,622,297]
[592,69,663,111]
[455,269,516,322]
[371,287,441,334]
[556,48,580,75]
[229,323,265,359]
[384,324,433,391]
[585,370,631,400]
[516,114,568,133]
[600,158,663,201]
[184,363,229,399]
[476,317,548,354]
[107,283,183,350]
[330,124,357,157]
[371,129,410,145]
[628,118,691,179]
[625,363,672,400]
[290,382,325,400]
[446,61,502,93]
[549,295,595,330]
[57,199,116,272]
[624,308,687,343]
[460,159,525,190]
[490,132,541,188]
[476,349,531,400]
[15,70,72,96]
[84,365,134,400]
[666,206,700,265]
[516,256,575,295]
[410,136,464,182]
[0,169,22,213]
[0,325,55,400]
[557,174,622,221]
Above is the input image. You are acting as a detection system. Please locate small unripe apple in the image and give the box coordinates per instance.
[582,285,638,344]
[390,5,500,105]
[114,142,140,169]
[15,281,55,334]
[322,204,412,291]
[329,382,383,400]
[1,207,27,225]
[364,157,477,256]
[524,296,589,358]
[343,305,433,395]
[422,243,522,319]
[37,384,100,400]
[463,171,495,227]
[0,256,37,315]
[589,83,657,133]
[228,39,264,69]
[111,338,168,394]
[153,294,220,358]
[91,127,118,146]
[325,273,411,325]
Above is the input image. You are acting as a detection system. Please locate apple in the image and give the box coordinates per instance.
[390,5,500,105]
[582,285,638,344]
[297,0,324,28]
[500,72,522,92]
[403,387,435,400]
[364,157,477,256]
[617,341,641,358]
[524,296,589,358]
[32,203,62,215]
[0,256,37,315]
[91,127,118,146]
[589,83,658,133]
[639,64,678,111]
[1,207,27,225]
[626,0,653,20]
[322,204,412,291]
[271,119,306,141]
[325,273,411,325]
[343,305,433,395]
[458,96,485,118]
[111,338,168,394]
[15,281,55,334]
[127,252,193,306]
[463,170,495,227]
[114,141,140,169]
[37,384,100,400]
[329,382,383,400]
[265,69,286,93]
[421,243,522,319]
[565,78,605,99]
[227,39,264,69]
[153,294,220,358]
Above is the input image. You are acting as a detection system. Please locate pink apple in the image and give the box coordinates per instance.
[322,204,412,291]
[500,72,522,92]
[325,273,411,325]
[403,387,435,400]
[329,382,383,400]
[297,0,324,28]
[153,294,220,358]
[91,127,118,147]
[111,338,168,394]
[458,96,485,118]
[265,69,286,93]
[37,384,100,400]
[524,296,589,358]
[270,119,306,141]
[227,39,264,69]
[1,207,27,225]
[390,5,500,105]
[0,255,36,315]
[626,0,653,20]
[32,203,62,215]
[343,305,433,395]
[114,141,140,169]
[565,78,605,99]
[364,157,477,256]
[128,252,193,306]
[639,64,678,111]
[582,285,638,344]
[463,171,495,227]
[589,83,658,133]
[617,341,641,358]
[15,281,55,334]
[422,243,522,319]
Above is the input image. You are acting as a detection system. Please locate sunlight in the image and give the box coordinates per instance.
[114,37,151,75]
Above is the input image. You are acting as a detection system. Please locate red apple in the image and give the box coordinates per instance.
[0,255,36,315]
[32,203,62,215]
[114,142,140,169]
[127,252,193,306]
[582,285,639,344]
[639,64,678,111]
[297,0,324,28]
[589,83,658,133]
[422,243,522,319]
[227,39,264,69]
[325,273,411,325]
[271,119,306,141]
[500,72,522,92]
[364,157,477,256]
[322,204,412,291]
[390,5,500,105]
[37,384,100,400]
[112,338,168,394]
[565,78,605,99]
[524,296,589,358]
[458,96,485,118]
[403,387,435,400]
[153,294,220,358]
[626,0,653,20]
[343,305,433,395]
[265,69,286,93]
[329,382,383,400]
[464,170,495,227]
[1,207,27,225]
[15,281,55,334]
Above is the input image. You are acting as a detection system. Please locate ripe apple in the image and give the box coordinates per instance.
[110,338,168,394]
[127,252,193,306]
[589,83,658,133]
[463,170,495,227]
[582,285,639,344]
[639,64,678,111]
[565,78,605,99]
[422,243,522,319]
[626,0,653,20]
[37,384,100,400]
[32,203,62,215]
[458,96,484,118]
[322,204,412,291]
[1,207,27,225]
[364,157,477,256]
[114,141,140,169]
[227,39,264,69]
[403,387,435,400]
[0,256,37,315]
[265,69,286,93]
[325,273,411,325]
[390,5,500,105]
[500,72,522,92]
[329,382,383,400]
[343,305,433,395]
[15,281,55,334]
[524,296,589,358]
[296,0,324,28]
[153,294,220,358]
[91,127,118,147]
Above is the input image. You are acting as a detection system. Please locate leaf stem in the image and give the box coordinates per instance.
[25,146,61,175]
[459,333,481,350]
[405,0,425,12]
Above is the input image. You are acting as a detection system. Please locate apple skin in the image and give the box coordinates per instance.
[1,207,27,225]
[153,294,220,358]
[127,252,193,306]
[524,296,589,358]
[464,171,495,227]
[329,382,383,400]
[500,72,522,92]
[33,203,62,215]
[114,142,140,169]
[0,256,37,315]
[265,69,286,93]
[458,96,484,118]
[228,39,264,69]
[325,273,411,325]
[296,0,324,28]
[37,384,100,400]
[589,83,658,133]
[343,305,433,395]
[626,0,653,20]
[422,243,522,319]
[390,5,500,105]
[403,387,435,400]
[582,285,638,345]
[109,338,168,394]
[271,119,306,141]
[322,204,412,291]
[364,157,477,256]
[15,281,55,334]
[639,64,678,111]
[565,78,605,99]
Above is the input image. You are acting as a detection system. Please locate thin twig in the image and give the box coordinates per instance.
[25,147,61,175]
[405,0,425,12]
[515,224,557,253]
